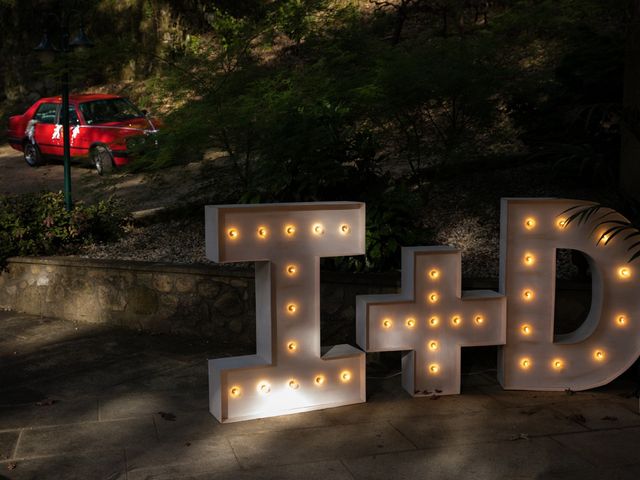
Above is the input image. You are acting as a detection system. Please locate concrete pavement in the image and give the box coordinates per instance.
[1,311,639,479]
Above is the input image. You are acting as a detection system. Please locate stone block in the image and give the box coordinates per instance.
[0,431,19,461]
[552,427,640,467]
[97,285,127,311]
[549,400,640,430]
[389,406,586,448]
[212,291,244,316]
[129,459,352,480]
[0,399,98,430]
[228,318,243,334]
[0,451,126,480]
[16,418,157,457]
[198,281,221,298]
[227,422,415,469]
[126,437,239,479]
[99,392,208,421]
[176,276,196,293]
[153,274,174,293]
[344,437,591,480]
[126,286,159,315]
[230,278,247,288]
[45,283,64,304]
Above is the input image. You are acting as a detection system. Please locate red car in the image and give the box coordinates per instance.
[7,94,160,174]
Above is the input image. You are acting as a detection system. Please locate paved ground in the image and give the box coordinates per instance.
[1,310,639,480]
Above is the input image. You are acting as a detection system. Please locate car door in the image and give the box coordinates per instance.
[32,102,60,156]
[50,104,83,157]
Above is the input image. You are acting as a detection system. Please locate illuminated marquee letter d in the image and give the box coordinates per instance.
[499,198,640,391]
[206,202,366,422]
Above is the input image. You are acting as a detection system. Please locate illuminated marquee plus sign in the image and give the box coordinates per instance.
[357,247,506,396]
[206,202,365,423]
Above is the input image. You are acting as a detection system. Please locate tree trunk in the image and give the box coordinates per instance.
[620,0,640,202]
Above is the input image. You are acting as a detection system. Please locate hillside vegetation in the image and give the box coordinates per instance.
[1,0,638,271]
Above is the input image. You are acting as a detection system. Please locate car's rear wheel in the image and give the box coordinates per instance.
[91,145,114,175]
[24,142,41,167]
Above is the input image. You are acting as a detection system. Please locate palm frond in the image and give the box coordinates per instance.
[563,204,640,263]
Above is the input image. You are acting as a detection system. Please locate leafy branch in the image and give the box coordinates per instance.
[562,204,640,262]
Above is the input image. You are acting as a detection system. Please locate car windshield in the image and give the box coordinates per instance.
[79,98,143,124]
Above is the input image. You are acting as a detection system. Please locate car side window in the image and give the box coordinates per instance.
[33,103,59,124]
[66,106,80,125]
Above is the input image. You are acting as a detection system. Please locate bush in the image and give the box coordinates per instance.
[0,192,129,268]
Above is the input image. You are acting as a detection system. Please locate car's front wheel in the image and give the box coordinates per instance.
[24,142,42,167]
[91,145,114,175]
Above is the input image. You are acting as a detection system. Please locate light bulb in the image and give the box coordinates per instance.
[406,317,416,328]
[524,253,535,266]
[340,224,350,235]
[230,386,241,397]
[313,223,324,235]
[524,218,536,230]
[314,375,325,386]
[288,379,300,390]
[428,341,438,351]
[429,363,440,374]
[523,289,534,301]
[428,292,439,303]
[285,225,296,236]
[552,359,563,370]
[258,382,271,394]
[521,324,532,335]
[286,265,297,275]
[228,228,238,239]
[594,350,605,361]
[474,315,484,325]
[287,341,297,352]
[429,316,439,327]
[617,315,626,326]
[600,233,610,243]
[451,315,461,326]
[287,303,297,314]
[557,218,567,229]
[618,267,631,279]
[520,358,531,369]
[382,318,393,329]
[257,226,268,238]
[429,269,440,279]
[340,371,352,382]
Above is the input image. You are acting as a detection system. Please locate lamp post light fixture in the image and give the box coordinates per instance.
[34,7,93,212]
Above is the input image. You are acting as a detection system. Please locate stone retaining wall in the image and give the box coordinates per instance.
[0,257,402,347]
[0,257,589,347]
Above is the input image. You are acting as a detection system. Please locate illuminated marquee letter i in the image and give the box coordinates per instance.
[206,202,366,422]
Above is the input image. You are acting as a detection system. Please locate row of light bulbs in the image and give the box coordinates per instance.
[525,214,626,247]
[519,349,607,371]
[229,370,353,398]
[381,314,485,329]
[524,217,569,230]
[519,314,628,337]
[227,222,351,240]
[521,252,631,279]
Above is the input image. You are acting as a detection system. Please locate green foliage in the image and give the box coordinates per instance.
[2,0,628,271]
[563,204,640,263]
[0,192,129,268]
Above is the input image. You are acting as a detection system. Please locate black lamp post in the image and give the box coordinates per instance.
[34,6,93,212]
